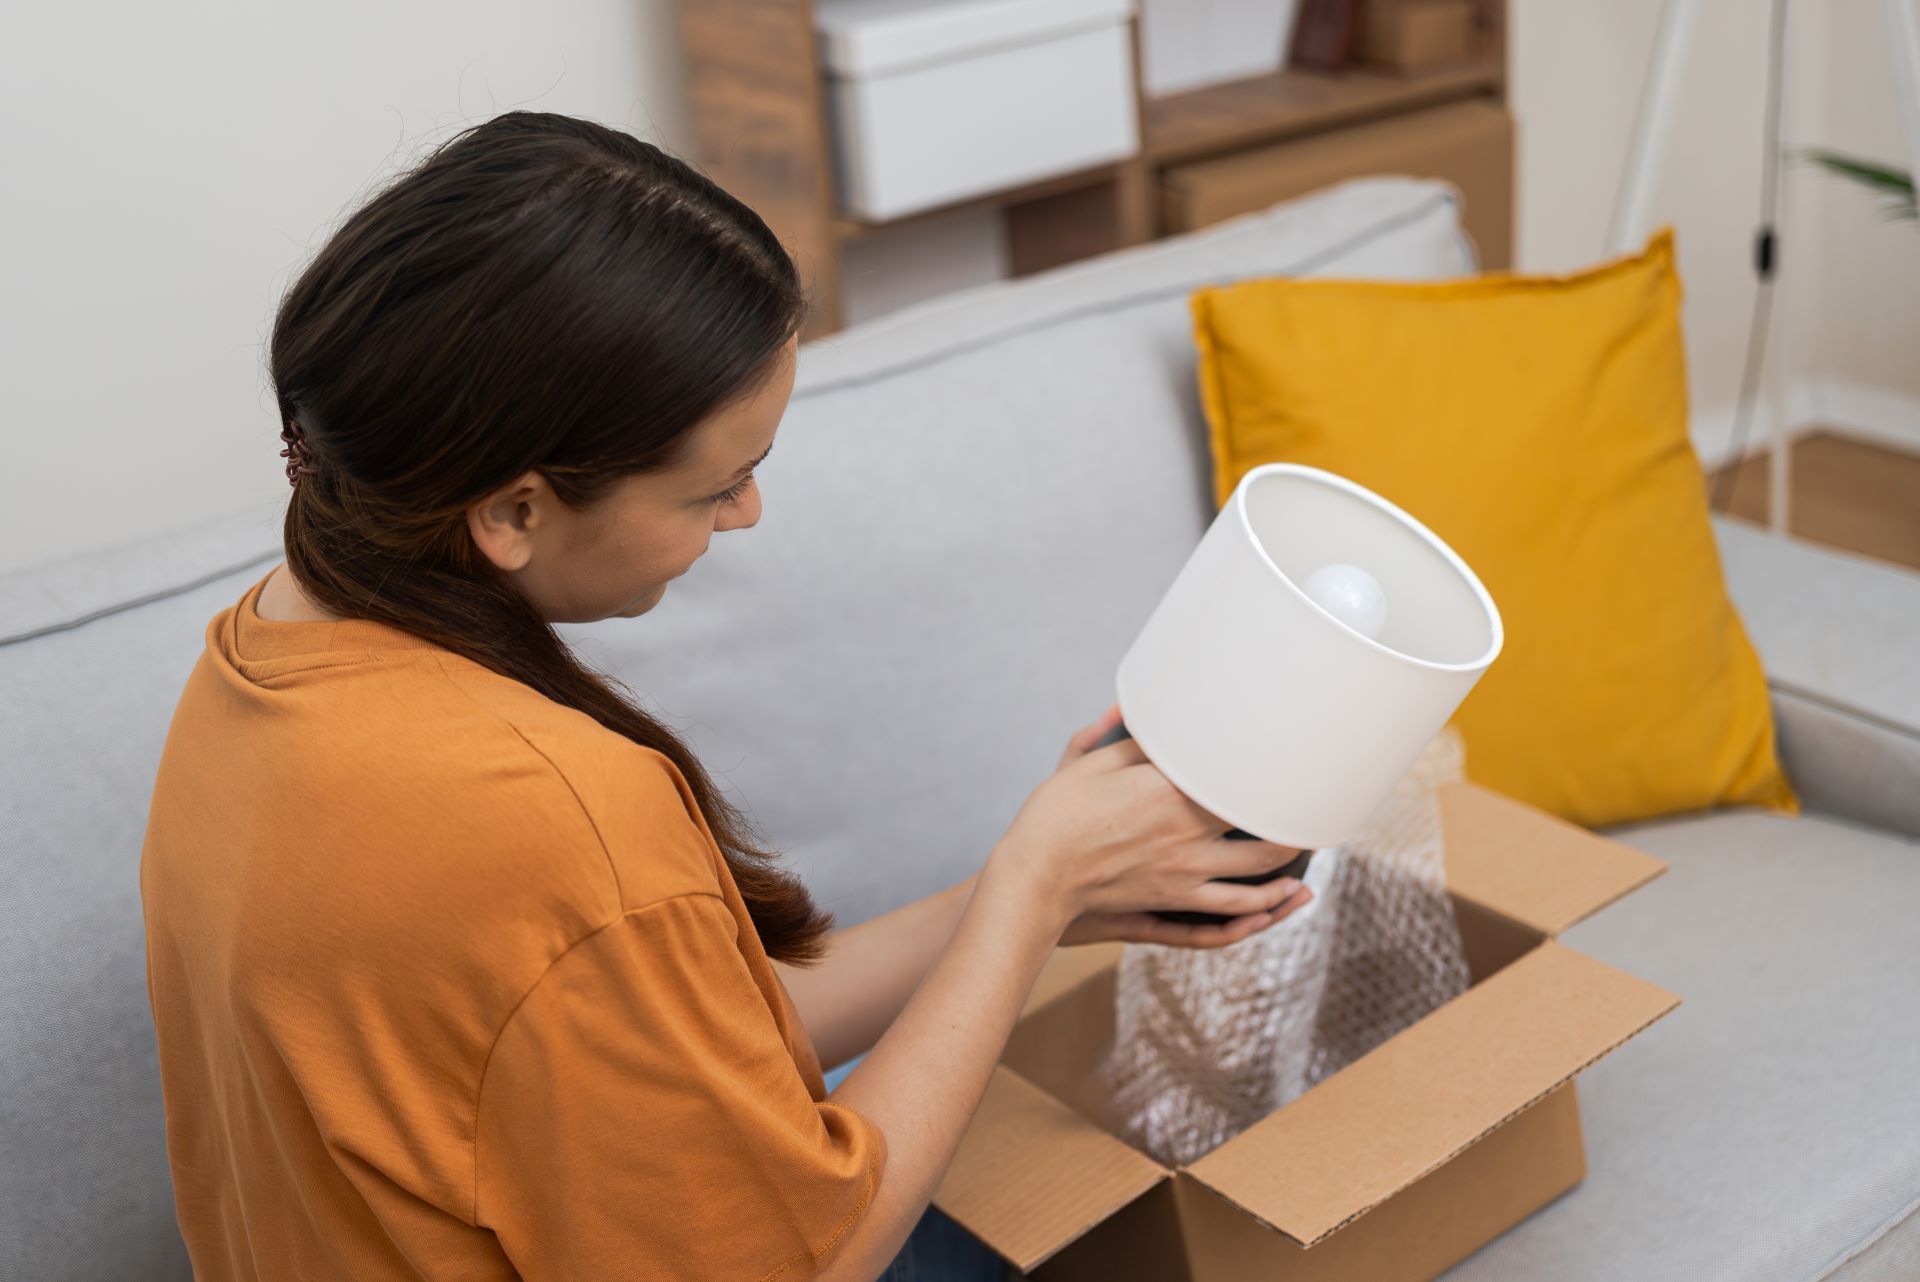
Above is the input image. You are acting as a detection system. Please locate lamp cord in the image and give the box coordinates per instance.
[1710,0,1790,515]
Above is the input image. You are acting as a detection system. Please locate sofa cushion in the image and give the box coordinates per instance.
[1185,228,1797,833]
[1442,808,1920,1281]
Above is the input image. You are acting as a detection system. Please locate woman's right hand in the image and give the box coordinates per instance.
[989,704,1313,939]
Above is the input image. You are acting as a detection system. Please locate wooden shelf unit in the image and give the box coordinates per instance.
[676,0,1510,337]
[1143,54,1504,163]
[830,159,1134,243]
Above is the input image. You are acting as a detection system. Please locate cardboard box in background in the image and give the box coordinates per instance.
[1159,100,1515,270]
[934,783,1681,1282]
[1362,0,1480,73]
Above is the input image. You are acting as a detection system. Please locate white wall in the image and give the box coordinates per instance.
[1799,0,1920,448]
[1509,0,1797,463]
[1,0,690,575]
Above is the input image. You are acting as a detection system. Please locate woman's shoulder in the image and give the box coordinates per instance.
[425,655,730,912]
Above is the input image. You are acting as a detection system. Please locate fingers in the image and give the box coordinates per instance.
[1270,883,1315,922]
[1095,738,1148,768]
[1166,876,1305,918]
[1057,703,1125,769]
[1200,838,1309,879]
[1109,886,1316,949]
[1068,735,1144,774]
[1118,910,1272,949]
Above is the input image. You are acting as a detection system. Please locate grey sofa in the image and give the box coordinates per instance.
[4,178,1916,1281]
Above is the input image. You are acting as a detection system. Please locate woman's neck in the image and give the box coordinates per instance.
[256,564,346,624]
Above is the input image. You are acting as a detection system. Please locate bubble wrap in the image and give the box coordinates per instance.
[1101,727,1471,1167]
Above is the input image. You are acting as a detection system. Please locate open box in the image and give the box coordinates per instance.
[935,782,1682,1281]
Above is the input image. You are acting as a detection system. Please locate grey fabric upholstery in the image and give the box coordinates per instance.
[1771,688,1920,843]
[2,507,283,1282]
[1715,518,1920,840]
[2,177,1915,1280]
[1826,1200,1920,1281]
[1443,809,1920,1282]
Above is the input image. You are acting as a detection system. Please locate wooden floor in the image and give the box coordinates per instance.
[1709,430,1920,572]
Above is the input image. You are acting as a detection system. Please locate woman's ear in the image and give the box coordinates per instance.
[465,469,553,574]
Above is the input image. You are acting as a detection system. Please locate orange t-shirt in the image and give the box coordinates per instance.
[140,569,884,1280]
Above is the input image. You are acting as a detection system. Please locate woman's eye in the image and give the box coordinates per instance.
[711,474,754,505]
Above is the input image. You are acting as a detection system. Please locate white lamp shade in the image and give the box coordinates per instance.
[1116,463,1503,850]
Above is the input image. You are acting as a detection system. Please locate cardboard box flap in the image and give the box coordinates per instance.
[1022,941,1124,1019]
[934,1065,1167,1272]
[1441,782,1668,935]
[1184,940,1679,1248]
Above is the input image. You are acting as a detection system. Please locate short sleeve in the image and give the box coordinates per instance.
[474,893,886,1281]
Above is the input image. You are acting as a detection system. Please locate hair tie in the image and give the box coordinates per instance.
[279,420,321,486]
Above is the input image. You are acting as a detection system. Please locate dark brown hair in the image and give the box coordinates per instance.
[269,111,832,962]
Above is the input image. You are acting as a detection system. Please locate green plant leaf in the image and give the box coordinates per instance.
[1800,148,1917,219]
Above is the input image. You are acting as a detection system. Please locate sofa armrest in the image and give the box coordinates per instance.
[1713,516,1920,839]
[1768,688,1920,839]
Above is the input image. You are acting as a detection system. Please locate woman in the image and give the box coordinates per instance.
[140,111,1313,1281]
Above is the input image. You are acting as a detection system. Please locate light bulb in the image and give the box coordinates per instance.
[1302,562,1387,640]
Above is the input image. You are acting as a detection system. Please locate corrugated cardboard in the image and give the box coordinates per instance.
[932,1068,1163,1269]
[1184,943,1673,1245]
[1439,783,1667,935]
[934,780,1681,1281]
[1159,99,1514,270]
[1169,1084,1586,1282]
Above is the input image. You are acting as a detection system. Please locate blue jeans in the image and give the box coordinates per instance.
[825,1057,1007,1282]
[881,1203,1007,1281]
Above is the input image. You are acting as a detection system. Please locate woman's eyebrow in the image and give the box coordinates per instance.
[721,440,775,484]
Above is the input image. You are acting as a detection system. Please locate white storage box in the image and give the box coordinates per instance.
[816,0,1139,222]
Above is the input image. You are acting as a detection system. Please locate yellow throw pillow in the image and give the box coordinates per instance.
[1191,229,1797,829]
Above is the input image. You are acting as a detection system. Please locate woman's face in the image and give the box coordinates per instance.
[469,335,797,624]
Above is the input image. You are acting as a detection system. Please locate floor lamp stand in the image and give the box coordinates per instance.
[1608,0,1920,538]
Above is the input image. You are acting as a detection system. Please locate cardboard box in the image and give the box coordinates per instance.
[1159,99,1514,270]
[934,782,1680,1281]
[1362,0,1479,73]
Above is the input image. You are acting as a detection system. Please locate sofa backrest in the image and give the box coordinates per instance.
[0,178,1471,1279]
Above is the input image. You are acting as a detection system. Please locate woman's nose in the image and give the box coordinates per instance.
[718,486,762,532]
